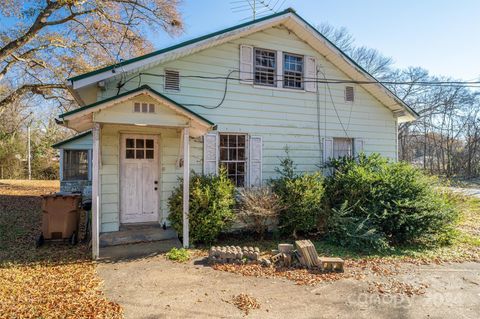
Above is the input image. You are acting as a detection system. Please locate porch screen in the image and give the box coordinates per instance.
[63,150,89,180]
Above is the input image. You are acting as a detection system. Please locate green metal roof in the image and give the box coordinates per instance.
[59,84,215,126]
[67,7,417,118]
[52,130,92,149]
[68,8,295,82]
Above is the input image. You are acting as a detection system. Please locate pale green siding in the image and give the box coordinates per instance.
[94,26,398,232]
[57,132,92,150]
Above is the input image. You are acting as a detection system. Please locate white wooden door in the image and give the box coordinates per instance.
[120,134,159,223]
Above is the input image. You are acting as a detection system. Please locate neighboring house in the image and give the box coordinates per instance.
[56,8,417,258]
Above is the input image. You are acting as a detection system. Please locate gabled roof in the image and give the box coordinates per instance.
[67,8,418,122]
[59,85,214,127]
[52,130,92,149]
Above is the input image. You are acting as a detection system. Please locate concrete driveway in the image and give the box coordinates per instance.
[97,255,480,319]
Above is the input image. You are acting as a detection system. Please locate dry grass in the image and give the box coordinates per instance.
[0,180,123,319]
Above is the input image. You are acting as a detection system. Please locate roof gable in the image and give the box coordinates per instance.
[67,8,417,122]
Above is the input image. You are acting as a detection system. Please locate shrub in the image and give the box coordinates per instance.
[168,168,236,244]
[270,155,325,237]
[237,187,284,237]
[166,248,190,262]
[325,153,459,251]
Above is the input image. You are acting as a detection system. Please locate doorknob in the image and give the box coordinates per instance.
[154,187,158,191]
[154,181,158,184]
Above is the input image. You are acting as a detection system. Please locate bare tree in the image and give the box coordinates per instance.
[0,0,183,112]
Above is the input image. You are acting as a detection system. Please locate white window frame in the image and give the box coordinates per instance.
[219,133,248,187]
[254,48,277,87]
[283,52,304,90]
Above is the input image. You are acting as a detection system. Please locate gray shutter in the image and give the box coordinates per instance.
[203,132,218,175]
[249,136,263,187]
[305,56,317,92]
[323,137,333,163]
[354,138,365,157]
[240,45,253,83]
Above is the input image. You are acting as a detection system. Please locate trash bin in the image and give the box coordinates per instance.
[37,193,82,246]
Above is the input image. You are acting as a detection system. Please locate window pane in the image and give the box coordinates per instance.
[136,149,144,159]
[219,133,247,188]
[220,135,228,147]
[333,138,353,158]
[145,150,154,159]
[283,54,303,89]
[126,149,135,159]
[63,150,88,181]
[238,148,245,160]
[145,139,154,149]
[229,148,237,161]
[220,148,228,160]
[134,103,140,113]
[254,49,276,86]
[126,138,134,148]
[149,104,155,113]
[142,103,148,113]
[136,139,144,148]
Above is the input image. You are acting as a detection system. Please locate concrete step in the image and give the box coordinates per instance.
[99,225,178,247]
[99,239,182,261]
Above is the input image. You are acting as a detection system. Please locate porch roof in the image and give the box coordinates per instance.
[59,85,214,125]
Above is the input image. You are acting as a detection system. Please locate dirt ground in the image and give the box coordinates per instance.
[98,255,480,319]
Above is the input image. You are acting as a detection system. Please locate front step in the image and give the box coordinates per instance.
[99,225,178,247]
[99,239,182,260]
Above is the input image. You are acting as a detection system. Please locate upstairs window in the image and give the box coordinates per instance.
[63,150,89,181]
[134,102,155,113]
[345,86,355,102]
[254,48,276,86]
[283,53,304,89]
[219,133,246,187]
[165,70,180,91]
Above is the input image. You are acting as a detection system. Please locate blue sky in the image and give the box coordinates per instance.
[150,0,480,81]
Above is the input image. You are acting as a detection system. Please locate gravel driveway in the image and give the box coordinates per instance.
[98,256,480,319]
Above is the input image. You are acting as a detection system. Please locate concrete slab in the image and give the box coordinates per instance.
[99,238,181,261]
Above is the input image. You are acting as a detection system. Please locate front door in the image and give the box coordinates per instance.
[120,134,159,223]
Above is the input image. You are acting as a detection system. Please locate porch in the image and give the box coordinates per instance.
[58,85,215,259]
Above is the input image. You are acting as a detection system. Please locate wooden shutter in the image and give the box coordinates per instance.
[203,132,218,175]
[239,45,253,83]
[323,137,333,163]
[249,136,263,187]
[305,56,317,92]
[354,138,364,157]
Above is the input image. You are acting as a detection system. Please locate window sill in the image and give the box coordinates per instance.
[251,84,306,93]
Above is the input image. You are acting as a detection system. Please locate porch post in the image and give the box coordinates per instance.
[91,123,100,259]
[182,127,190,248]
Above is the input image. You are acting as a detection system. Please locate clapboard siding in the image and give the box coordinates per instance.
[95,25,397,231]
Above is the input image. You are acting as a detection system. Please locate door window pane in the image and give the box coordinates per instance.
[146,150,154,159]
[125,137,154,159]
[136,149,144,159]
[145,139,154,148]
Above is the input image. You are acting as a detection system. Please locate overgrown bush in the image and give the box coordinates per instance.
[168,168,236,244]
[325,153,459,251]
[237,187,284,237]
[270,155,325,237]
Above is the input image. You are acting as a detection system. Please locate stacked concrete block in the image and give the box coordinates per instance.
[209,246,260,264]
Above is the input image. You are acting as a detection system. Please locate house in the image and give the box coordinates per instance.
[56,8,417,258]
